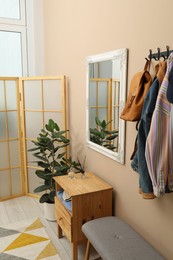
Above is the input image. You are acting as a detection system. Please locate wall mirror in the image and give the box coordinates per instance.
[86,48,128,164]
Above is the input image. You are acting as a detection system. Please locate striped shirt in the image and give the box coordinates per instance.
[145,53,173,197]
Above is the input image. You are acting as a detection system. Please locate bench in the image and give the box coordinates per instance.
[82,216,165,260]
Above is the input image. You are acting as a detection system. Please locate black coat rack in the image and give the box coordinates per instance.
[147,46,173,61]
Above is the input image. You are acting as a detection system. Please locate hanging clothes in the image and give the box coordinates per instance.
[131,61,167,199]
[145,53,173,197]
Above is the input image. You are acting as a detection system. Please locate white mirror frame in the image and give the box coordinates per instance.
[86,48,128,164]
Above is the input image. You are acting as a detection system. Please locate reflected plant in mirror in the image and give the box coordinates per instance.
[90,116,118,151]
[86,49,128,164]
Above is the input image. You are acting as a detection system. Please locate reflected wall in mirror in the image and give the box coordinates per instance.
[86,49,128,164]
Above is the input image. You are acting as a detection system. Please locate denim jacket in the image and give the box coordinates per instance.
[131,62,167,199]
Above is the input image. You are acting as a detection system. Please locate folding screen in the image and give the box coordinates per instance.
[0,76,67,201]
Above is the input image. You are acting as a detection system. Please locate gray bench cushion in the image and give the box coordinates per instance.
[82,216,165,260]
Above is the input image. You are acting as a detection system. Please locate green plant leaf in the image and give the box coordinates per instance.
[57,152,66,159]
[38,136,51,141]
[28,147,40,152]
[54,171,68,177]
[105,130,118,134]
[95,116,102,126]
[37,161,50,168]
[104,144,116,150]
[59,135,69,143]
[45,120,53,132]
[54,123,60,131]
[100,120,106,128]
[35,170,50,180]
[41,129,48,135]
[39,193,55,203]
[45,178,52,186]
[45,168,51,174]
[106,134,118,140]
[54,164,68,172]
[53,147,59,153]
[55,130,68,136]
[48,191,55,203]
[90,135,101,144]
[33,154,48,162]
[90,128,99,135]
[39,193,50,203]
[49,119,55,128]
[100,130,106,139]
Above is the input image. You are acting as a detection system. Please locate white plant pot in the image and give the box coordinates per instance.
[43,202,56,221]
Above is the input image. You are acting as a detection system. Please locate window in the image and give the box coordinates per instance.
[0,0,27,76]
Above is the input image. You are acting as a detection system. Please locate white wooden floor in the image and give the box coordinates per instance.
[0,196,100,260]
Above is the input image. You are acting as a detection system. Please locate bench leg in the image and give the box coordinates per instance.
[72,242,78,260]
[85,240,91,260]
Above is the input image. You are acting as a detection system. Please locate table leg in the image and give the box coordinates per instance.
[57,224,63,238]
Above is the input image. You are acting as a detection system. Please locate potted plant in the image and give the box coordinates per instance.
[90,116,119,151]
[28,119,72,220]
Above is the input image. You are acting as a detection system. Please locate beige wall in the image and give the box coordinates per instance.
[43,0,173,258]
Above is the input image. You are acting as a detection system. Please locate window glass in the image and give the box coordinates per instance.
[11,169,21,194]
[25,112,43,139]
[9,141,20,166]
[0,0,20,20]
[24,80,42,109]
[0,112,6,139]
[0,142,8,168]
[0,81,5,110]
[0,31,22,76]
[98,82,108,106]
[89,108,96,129]
[44,80,62,110]
[6,80,18,110]
[89,82,96,106]
[8,111,18,138]
[0,171,10,197]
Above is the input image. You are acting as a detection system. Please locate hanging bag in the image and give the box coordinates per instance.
[120,60,152,121]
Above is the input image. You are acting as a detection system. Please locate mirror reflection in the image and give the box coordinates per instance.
[86,49,127,164]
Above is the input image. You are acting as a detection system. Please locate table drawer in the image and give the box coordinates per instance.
[55,196,72,241]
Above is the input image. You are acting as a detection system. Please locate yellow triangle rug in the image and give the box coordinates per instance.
[0,218,61,259]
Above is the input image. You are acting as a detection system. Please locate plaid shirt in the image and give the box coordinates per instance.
[145,53,173,197]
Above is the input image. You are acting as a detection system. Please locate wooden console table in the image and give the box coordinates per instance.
[54,172,113,260]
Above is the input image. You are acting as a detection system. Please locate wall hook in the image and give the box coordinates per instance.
[146,49,152,61]
[166,45,169,59]
[156,48,160,60]
[147,46,173,61]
